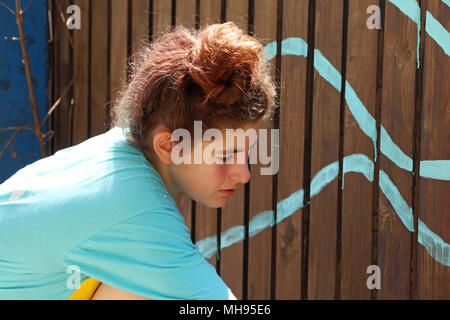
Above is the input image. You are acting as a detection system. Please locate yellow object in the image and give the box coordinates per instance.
[68,277,101,300]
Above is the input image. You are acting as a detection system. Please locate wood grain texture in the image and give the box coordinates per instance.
[274,0,308,300]
[89,0,109,137]
[53,0,71,151]
[110,0,129,121]
[308,0,342,300]
[377,0,416,299]
[152,0,172,41]
[72,0,90,145]
[418,0,450,300]
[340,0,377,300]
[247,0,277,300]
[176,0,197,29]
[131,0,150,55]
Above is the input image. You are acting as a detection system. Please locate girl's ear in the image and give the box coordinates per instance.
[152,130,175,165]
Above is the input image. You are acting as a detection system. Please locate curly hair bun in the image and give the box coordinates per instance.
[182,22,264,106]
[111,21,276,150]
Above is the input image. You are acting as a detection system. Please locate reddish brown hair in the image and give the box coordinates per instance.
[110,22,277,151]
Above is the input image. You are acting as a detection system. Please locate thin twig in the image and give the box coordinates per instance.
[41,0,78,128]
[0,127,23,159]
[0,1,15,15]
[53,0,74,48]
[22,0,32,14]
[14,0,47,157]
[0,125,35,133]
[40,69,77,128]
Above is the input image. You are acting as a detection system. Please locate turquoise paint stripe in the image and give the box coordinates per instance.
[380,126,414,171]
[264,41,278,61]
[420,160,450,180]
[425,11,450,56]
[379,170,415,232]
[281,37,308,57]
[264,37,309,60]
[196,154,450,266]
[276,189,304,224]
[342,154,374,188]
[344,82,378,160]
[314,49,342,91]
[310,160,339,197]
[418,220,450,267]
[442,0,450,8]
[388,0,420,24]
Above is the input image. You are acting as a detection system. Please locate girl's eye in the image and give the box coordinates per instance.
[219,155,233,162]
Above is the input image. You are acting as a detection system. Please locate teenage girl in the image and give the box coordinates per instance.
[0,22,276,300]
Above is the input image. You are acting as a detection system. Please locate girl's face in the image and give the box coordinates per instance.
[170,122,259,208]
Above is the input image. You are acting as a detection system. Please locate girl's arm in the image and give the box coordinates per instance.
[91,282,150,300]
[91,283,237,300]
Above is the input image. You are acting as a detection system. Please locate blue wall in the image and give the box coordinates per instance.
[0,0,49,183]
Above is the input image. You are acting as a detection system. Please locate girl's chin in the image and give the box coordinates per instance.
[196,194,229,209]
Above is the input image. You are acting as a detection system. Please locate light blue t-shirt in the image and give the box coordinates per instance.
[0,126,229,300]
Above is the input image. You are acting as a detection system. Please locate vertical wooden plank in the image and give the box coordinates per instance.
[152,0,172,40]
[220,0,249,300]
[190,0,221,269]
[110,0,129,119]
[418,0,450,300]
[72,0,90,145]
[274,0,308,300]
[377,0,416,299]
[90,0,109,137]
[53,0,71,151]
[131,0,150,55]
[247,0,277,300]
[308,0,342,300]
[340,0,378,299]
[227,0,248,30]
[176,0,197,29]
[199,0,221,26]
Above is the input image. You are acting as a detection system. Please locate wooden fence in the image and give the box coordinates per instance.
[50,0,449,299]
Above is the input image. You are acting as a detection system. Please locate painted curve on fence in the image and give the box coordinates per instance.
[196,14,450,267]
[196,154,449,267]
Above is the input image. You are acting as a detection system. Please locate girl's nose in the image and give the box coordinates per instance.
[229,163,251,184]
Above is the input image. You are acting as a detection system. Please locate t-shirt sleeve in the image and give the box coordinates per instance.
[62,207,229,300]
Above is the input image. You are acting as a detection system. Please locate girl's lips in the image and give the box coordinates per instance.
[219,189,236,196]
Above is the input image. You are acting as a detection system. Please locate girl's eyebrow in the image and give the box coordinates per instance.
[223,140,258,154]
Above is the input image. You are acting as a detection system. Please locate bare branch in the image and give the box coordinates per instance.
[0,127,23,159]
[40,70,77,128]
[0,125,35,133]
[22,0,32,14]
[14,0,47,157]
[0,1,15,15]
[53,0,74,49]
[40,0,79,128]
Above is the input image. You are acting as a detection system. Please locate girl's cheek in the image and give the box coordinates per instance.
[215,164,229,180]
